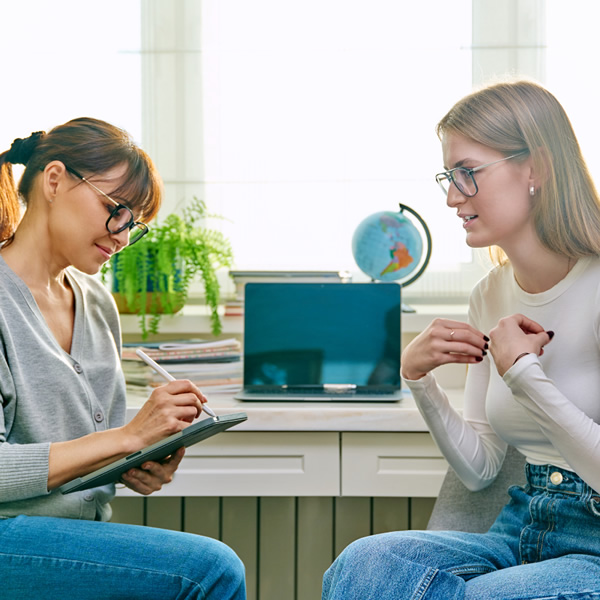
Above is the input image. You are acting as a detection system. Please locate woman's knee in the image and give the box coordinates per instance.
[187,536,246,596]
[333,532,404,571]
[329,530,447,582]
[213,540,246,586]
[341,531,423,560]
[323,532,440,600]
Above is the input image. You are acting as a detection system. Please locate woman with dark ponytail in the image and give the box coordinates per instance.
[0,119,245,599]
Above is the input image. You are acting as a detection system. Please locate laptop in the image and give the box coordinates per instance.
[235,282,402,402]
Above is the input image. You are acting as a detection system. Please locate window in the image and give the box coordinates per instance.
[199,0,474,297]
[6,2,598,303]
[0,1,142,153]
[546,4,600,188]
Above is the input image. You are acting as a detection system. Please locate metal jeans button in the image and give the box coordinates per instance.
[550,471,563,485]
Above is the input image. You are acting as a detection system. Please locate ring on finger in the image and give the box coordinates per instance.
[449,330,455,338]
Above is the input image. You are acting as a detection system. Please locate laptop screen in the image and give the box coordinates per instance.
[243,283,401,390]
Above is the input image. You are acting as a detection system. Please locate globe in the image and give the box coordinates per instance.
[351,204,431,286]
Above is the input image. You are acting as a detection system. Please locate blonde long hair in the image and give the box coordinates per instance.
[436,80,600,264]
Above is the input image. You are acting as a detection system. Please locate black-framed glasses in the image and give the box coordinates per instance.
[435,151,527,197]
[64,165,149,245]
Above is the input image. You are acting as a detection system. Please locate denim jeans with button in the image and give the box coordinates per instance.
[322,464,600,600]
[0,515,246,599]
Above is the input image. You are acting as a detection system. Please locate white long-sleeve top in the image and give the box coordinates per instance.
[405,256,600,492]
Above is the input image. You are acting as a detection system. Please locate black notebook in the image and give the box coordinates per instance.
[60,412,248,494]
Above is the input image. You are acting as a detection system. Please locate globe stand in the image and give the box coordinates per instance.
[401,301,417,313]
[397,203,432,312]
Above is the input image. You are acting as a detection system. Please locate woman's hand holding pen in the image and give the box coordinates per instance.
[116,381,207,494]
[400,318,489,381]
[489,313,554,377]
[124,380,206,449]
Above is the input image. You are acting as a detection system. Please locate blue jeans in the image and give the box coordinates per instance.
[323,464,600,599]
[0,515,246,599]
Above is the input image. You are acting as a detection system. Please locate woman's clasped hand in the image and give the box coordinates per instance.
[401,318,489,381]
[488,314,555,376]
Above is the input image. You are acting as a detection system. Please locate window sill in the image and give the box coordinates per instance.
[119,303,468,338]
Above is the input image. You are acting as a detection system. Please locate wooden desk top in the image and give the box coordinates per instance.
[126,388,463,433]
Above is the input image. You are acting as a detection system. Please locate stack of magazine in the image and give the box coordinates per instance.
[122,338,243,397]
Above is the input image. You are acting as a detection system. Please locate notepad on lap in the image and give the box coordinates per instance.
[60,412,248,494]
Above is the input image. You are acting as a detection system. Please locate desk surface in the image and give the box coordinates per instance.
[126,388,463,433]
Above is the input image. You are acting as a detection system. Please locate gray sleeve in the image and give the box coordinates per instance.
[0,350,51,502]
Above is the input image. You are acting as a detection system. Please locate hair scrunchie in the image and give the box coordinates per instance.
[4,131,45,165]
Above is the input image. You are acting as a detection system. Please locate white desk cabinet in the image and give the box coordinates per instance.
[341,432,448,497]
[118,431,340,497]
[117,431,449,498]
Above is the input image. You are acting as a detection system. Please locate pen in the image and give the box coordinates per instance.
[135,348,218,419]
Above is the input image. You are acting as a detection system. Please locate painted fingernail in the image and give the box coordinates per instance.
[483,335,490,342]
[484,343,489,350]
[475,356,483,362]
[547,330,555,340]
[482,350,487,357]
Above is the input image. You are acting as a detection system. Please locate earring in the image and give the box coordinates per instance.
[529,185,535,197]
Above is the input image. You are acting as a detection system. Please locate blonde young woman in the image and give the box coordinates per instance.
[0,119,245,599]
[322,81,600,599]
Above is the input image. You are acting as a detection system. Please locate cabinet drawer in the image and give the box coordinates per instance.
[341,433,448,497]
[118,431,340,497]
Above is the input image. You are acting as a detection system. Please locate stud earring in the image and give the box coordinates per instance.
[529,185,535,197]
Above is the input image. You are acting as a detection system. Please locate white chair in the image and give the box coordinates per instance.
[427,446,527,533]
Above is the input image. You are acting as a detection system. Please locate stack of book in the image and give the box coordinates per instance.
[122,338,243,397]
[225,270,352,317]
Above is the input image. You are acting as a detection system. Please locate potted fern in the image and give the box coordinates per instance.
[103,198,234,339]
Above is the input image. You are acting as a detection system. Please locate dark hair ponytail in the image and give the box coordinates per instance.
[0,132,44,242]
[0,160,21,243]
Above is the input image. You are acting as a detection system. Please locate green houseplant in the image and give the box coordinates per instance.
[102,198,234,339]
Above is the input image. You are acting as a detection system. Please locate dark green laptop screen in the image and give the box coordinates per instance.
[243,283,401,389]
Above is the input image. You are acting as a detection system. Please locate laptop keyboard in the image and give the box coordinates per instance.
[245,387,397,396]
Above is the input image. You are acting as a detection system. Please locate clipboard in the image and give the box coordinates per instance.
[59,412,248,494]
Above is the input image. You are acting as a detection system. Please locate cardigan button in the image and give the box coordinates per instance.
[94,411,104,423]
[73,363,83,374]
[550,471,563,485]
